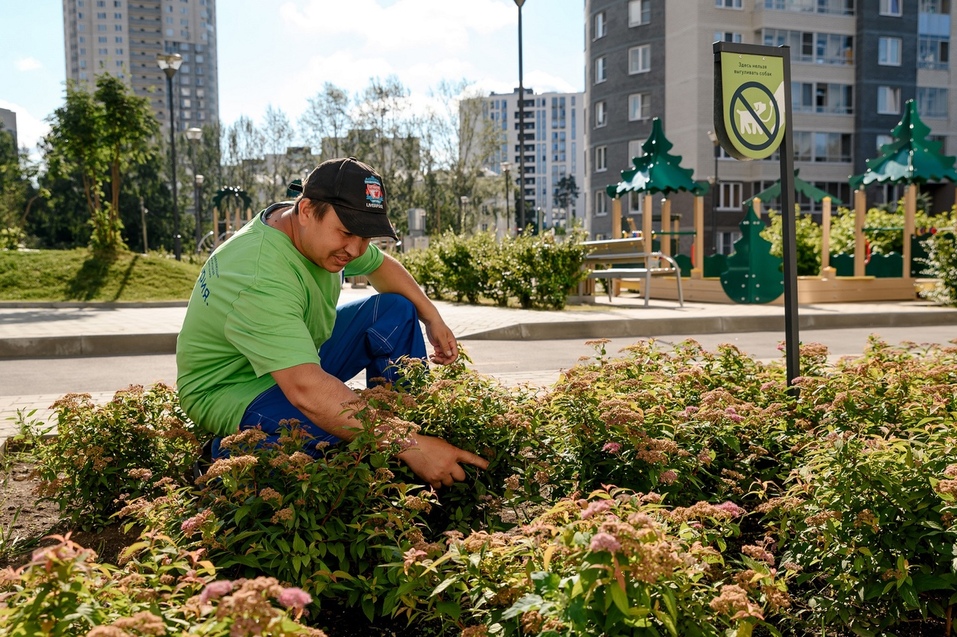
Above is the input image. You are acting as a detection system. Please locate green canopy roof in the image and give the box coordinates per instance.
[606,118,709,199]
[850,99,957,189]
[753,169,843,205]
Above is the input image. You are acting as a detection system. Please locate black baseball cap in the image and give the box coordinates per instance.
[288,157,397,240]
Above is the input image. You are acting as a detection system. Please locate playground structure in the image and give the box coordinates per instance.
[601,105,955,305]
[196,187,253,253]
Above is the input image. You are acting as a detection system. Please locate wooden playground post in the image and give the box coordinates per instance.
[692,196,704,279]
[752,198,762,219]
[660,198,671,257]
[612,197,622,238]
[854,189,866,277]
[820,196,834,278]
[903,183,916,279]
[212,206,220,249]
[643,194,654,268]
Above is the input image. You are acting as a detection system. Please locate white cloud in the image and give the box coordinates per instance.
[15,57,43,72]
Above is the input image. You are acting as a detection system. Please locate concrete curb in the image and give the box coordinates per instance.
[460,307,957,340]
[2,307,955,357]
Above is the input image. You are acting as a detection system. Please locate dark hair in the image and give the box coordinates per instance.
[294,196,331,219]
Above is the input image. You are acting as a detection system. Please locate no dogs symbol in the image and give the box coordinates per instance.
[729,82,780,152]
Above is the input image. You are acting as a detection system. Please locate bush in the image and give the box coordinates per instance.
[761,209,822,276]
[29,384,201,530]
[830,206,939,256]
[920,228,957,306]
[397,231,589,310]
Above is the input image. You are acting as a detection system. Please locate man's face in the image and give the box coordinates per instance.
[296,200,371,272]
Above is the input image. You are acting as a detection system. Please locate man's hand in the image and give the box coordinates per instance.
[398,433,489,489]
[424,319,458,365]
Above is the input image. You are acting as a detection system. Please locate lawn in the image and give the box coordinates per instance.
[0,249,203,302]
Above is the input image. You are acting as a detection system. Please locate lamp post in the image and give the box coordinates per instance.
[515,0,527,233]
[185,126,203,252]
[459,195,469,234]
[157,52,183,260]
[501,161,511,236]
[707,130,720,255]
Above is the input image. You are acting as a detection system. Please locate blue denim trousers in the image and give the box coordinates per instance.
[210,293,426,458]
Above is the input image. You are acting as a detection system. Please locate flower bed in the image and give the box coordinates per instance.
[2,338,956,635]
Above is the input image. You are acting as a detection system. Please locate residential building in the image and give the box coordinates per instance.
[62,0,219,133]
[585,0,956,250]
[0,108,16,148]
[466,88,586,231]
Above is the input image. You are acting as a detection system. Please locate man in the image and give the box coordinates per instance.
[176,157,487,489]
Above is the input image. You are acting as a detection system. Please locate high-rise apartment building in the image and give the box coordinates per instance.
[62,0,219,133]
[585,0,956,249]
[468,88,586,229]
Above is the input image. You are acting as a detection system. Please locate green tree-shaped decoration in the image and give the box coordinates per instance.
[720,202,784,304]
[606,118,709,198]
[850,100,957,188]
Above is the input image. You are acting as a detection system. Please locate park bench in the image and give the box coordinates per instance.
[581,237,684,307]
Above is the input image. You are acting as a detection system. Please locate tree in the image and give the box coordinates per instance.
[221,116,265,210]
[553,174,580,224]
[299,83,352,160]
[261,105,296,201]
[0,125,42,246]
[43,75,159,254]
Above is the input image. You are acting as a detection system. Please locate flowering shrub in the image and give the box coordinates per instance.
[0,532,321,636]
[386,487,791,636]
[7,338,957,634]
[28,383,201,529]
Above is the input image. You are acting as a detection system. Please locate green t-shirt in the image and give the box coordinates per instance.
[175,206,384,436]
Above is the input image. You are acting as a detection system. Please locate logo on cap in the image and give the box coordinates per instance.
[364,177,384,209]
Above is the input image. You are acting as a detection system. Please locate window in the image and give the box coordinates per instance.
[919,36,949,70]
[629,192,643,215]
[628,0,650,26]
[920,0,951,12]
[718,182,743,210]
[629,45,650,74]
[918,87,949,117]
[594,11,606,39]
[628,93,650,121]
[880,0,902,15]
[813,132,852,162]
[596,146,607,172]
[595,56,607,83]
[793,82,853,114]
[97,11,106,18]
[715,31,743,43]
[764,0,853,14]
[717,231,742,255]
[595,191,608,216]
[595,101,607,127]
[763,29,853,65]
[716,0,743,8]
[879,37,902,65]
[878,86,901,114]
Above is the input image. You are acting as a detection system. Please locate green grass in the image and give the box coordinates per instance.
[0,249,203,302]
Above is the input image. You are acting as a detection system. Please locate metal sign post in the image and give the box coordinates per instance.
[713,42,800,388]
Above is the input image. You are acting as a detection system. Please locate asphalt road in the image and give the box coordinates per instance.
[1,325,954,397]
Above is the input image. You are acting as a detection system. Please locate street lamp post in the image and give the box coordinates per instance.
[157,52,183,260]
[707,130,720,255]
[501,161,511,236]
[459,195,469,234]
[185,126,203,252]
[515,0,527,233]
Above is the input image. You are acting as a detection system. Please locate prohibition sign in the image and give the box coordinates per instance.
[728,81,780,152]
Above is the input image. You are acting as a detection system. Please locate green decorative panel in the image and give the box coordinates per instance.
[673,253,693,277]
[720,204,784,304]
[703,253,728,278]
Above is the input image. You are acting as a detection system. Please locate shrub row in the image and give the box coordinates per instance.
[398,231,590,310]
[4,339,957,635]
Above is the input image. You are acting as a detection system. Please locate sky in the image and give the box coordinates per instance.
[0,0,585,154]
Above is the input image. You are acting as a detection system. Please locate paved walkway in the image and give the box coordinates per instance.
[2,285,956,447]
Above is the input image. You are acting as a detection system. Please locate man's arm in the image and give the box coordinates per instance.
[366,253,458,365]
[272,362,488,488]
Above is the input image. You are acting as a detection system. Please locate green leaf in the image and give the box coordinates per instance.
[436,600,462,620]
[609,582,630,616]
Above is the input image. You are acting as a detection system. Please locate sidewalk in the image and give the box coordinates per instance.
[2,286,956,446]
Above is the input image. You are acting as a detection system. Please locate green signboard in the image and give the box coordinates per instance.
[713,43,786,161]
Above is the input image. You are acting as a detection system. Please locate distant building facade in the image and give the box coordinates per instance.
[62,0,219,133]
[0,108,16,148]
[584,0,957,249]
[465,88,586,230]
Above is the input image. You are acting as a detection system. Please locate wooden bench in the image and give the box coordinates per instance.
[581,238,684,307]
